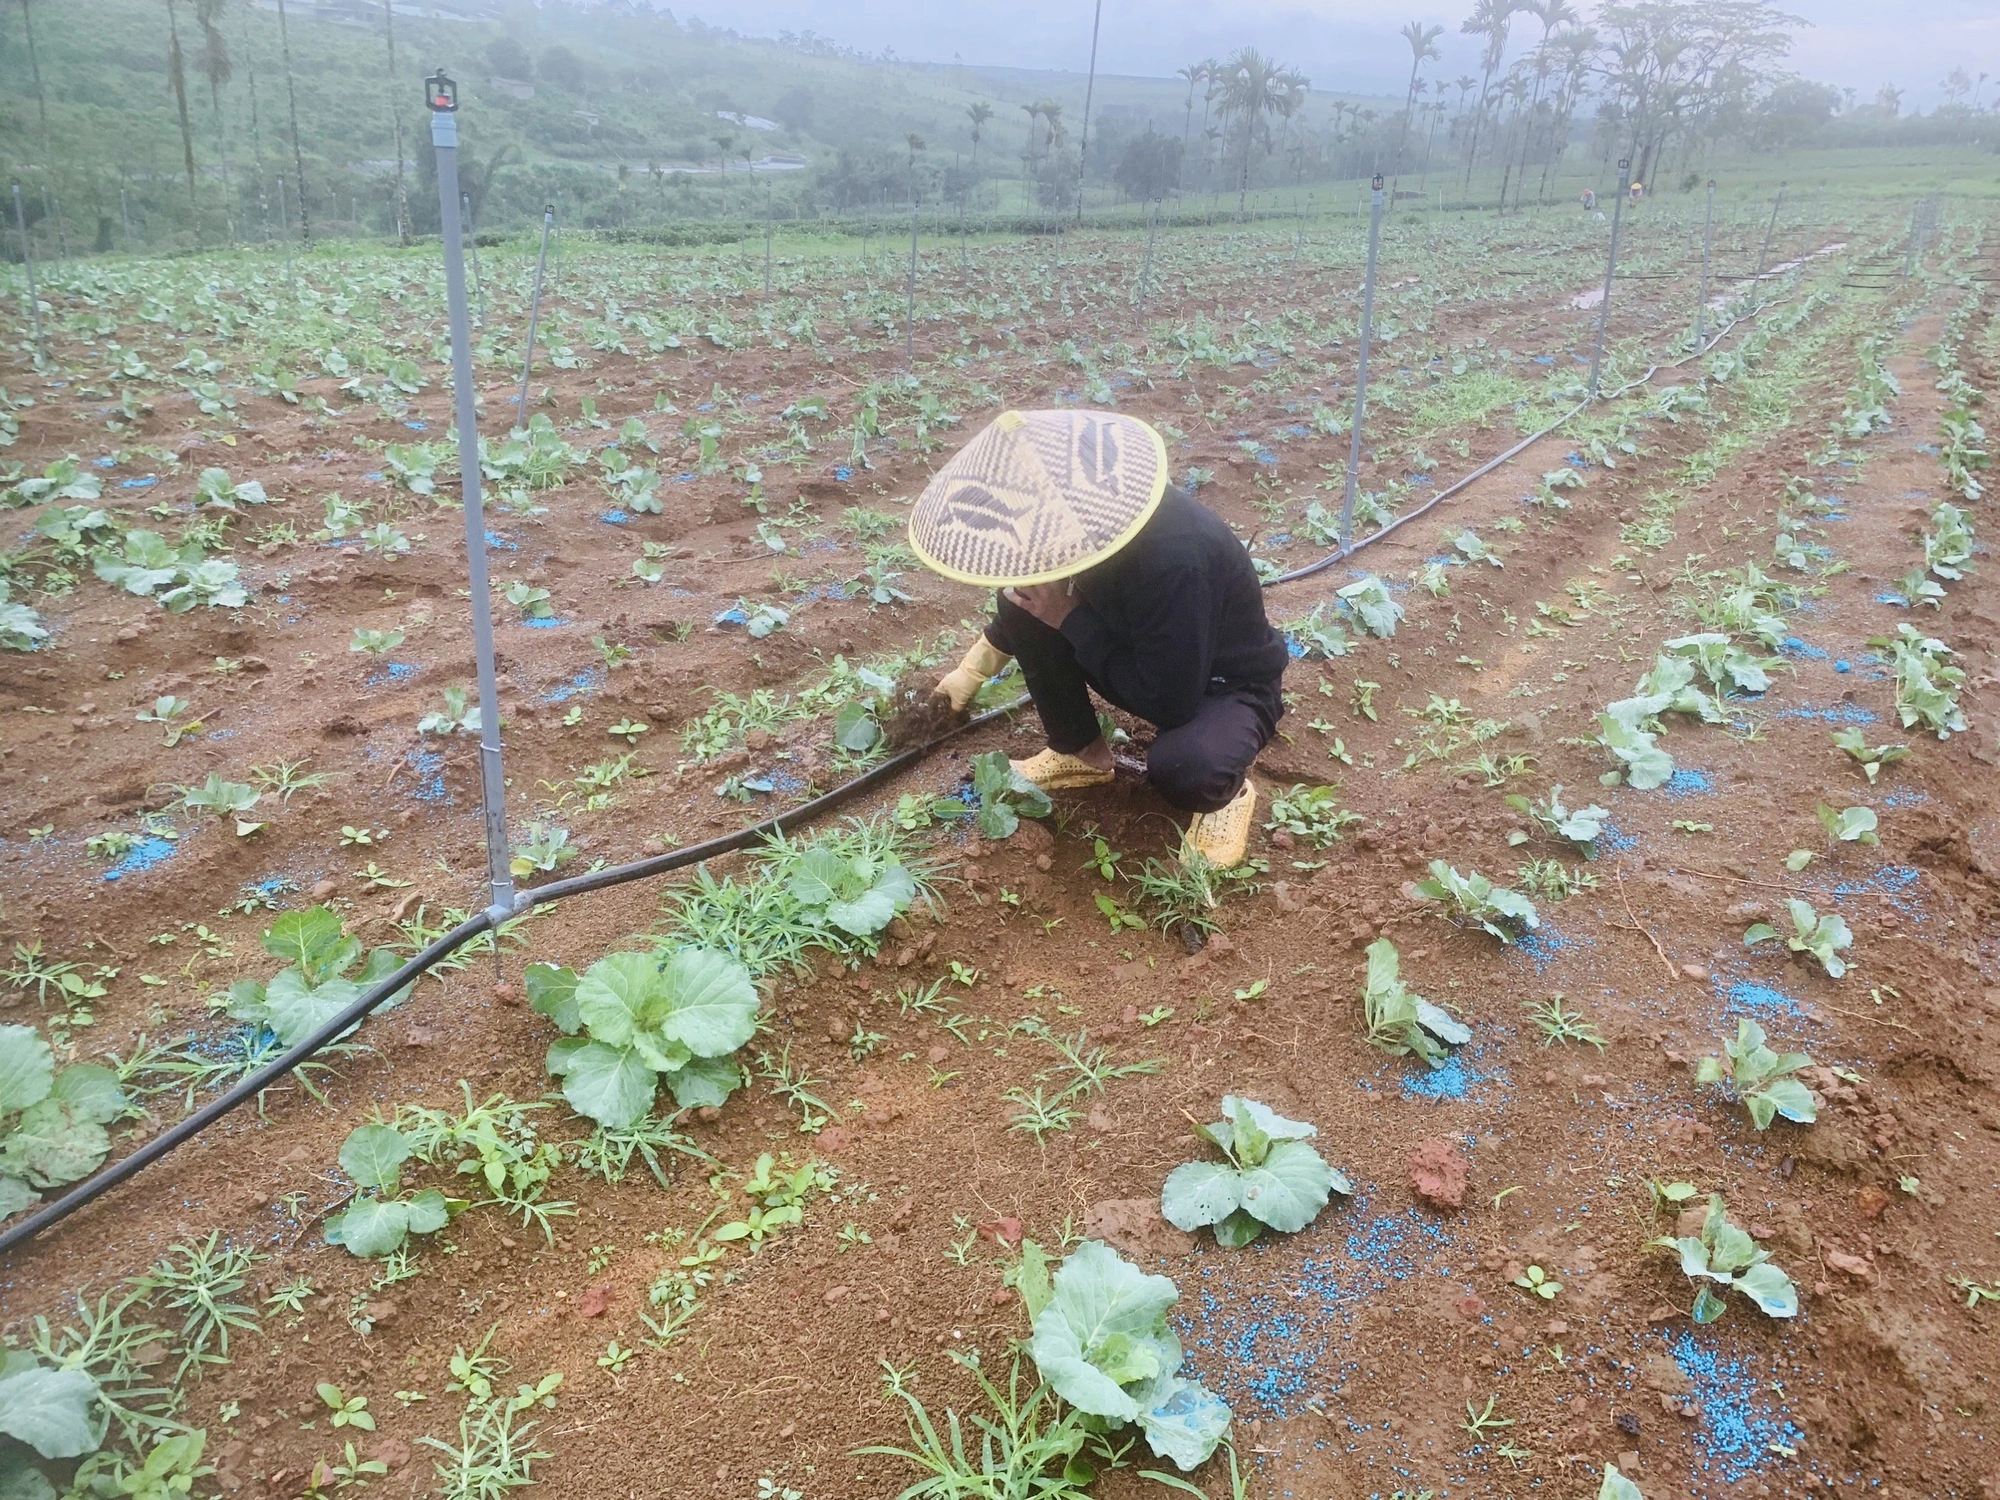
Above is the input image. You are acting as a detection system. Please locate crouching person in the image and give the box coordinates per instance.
[912,409,1287,867]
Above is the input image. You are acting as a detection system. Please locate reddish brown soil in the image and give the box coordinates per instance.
[1,216,1996,1500]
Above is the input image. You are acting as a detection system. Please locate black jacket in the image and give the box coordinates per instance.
[989,485,1288,729]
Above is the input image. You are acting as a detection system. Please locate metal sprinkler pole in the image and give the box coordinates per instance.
[1752,180,1787,301]
[462,193,486,324]
[1693,178,1716,346]
[903,194,920,371]
[517,204,554,429]
[425,69,515,927]
[277,175,296,288]
[1586,157,1631,400]
[10,185,45,368]
[1336,174,1386,551]
[762,183,774,303]
[1134,198,1159,324]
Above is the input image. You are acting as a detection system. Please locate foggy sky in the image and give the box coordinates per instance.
[666,0,1995,110]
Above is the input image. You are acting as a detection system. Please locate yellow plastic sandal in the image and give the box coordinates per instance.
[1180,780,1258,869]
[934,637,1013,713]
[1010,747,1115,792]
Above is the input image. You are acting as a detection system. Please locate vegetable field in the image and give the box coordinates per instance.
[1,189,1996,1500]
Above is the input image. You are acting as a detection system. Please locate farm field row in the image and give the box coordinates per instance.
[0,199,1993,1500]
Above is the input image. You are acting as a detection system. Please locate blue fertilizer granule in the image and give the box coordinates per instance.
[1595,818,1639,854]
[1398,1051,1502,1101]
[1667,1330,1804,1484]
[484,530,518,551]
[714,604,750,626]
[1513,923,1592,973]
[404,748,448,805]
[1881,787,1926,808]
[1176,1196,1464,1420]
[831,466,854,481]
[1776,702,1877,725]
[600,508,629,524]
[1828,864,1923,919]
[543,667,605,704]
[103,836,178,882]
[521,616,568,629]
[365,661,420,687]
[1720,978,1811,1022]
[1663,768,1713,797]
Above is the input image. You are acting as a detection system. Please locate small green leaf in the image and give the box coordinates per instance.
[338,1124,411,1194]
[1160,1160,1242,1231]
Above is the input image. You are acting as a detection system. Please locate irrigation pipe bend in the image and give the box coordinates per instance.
[0,700,1026,1257]
[1,286,1811,1257]
[1264,292,1792,588]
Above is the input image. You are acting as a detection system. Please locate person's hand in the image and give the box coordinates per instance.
[1004,582,1077,630]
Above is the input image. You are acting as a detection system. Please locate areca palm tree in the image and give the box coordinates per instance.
[966,101,994,166]
[1460,0,1520,192]
[1393,21,1445,190]
[381,0,410,243]
[1538,26,1596,201]
[165,0,201,215]
[273,0,311,242]
[1041,100,1067,154]
[1212,48,1310,217]
[1176,60,1209,191]
[194,0,232,202]
[1504,0,1576,211]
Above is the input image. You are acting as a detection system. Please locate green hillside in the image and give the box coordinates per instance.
[0,0,1399,253]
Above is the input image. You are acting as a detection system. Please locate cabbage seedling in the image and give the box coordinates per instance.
[194,467,271,511]
[1599,1463,1644,1500]
[1744,897,1853,978]
[323,1123,464,1259]
[1596,710,1672,789]
[1651,1192,1798,1322]
[1504,784,1607,853]
[529,948,758,1127]
[0,1351,103,1464]
[970,751,1052,840]
[1829,728,1907,783]
[175,773,260,819]
[1814,804,1878,846]
[0,1022,126,1219]
[1020,1239,1234,1470]
[779,844,917,939]
[1336,575,1403,638]
[350,628,405,656]
[1361,938,1469,1067]
[225,907,413,1048]
[1161,1095,1350,1248]
[418,687,480,736]
[1695,1018,1817,1129]
[1411,861,1539,943]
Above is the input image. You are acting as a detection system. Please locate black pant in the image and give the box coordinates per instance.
[987,596,1282,813]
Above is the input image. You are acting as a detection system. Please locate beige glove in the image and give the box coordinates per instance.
[934,636,1012,713]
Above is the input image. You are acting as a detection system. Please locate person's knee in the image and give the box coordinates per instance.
[1147,735,1238,812]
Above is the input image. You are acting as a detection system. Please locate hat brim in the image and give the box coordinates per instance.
[907,415,1170,589]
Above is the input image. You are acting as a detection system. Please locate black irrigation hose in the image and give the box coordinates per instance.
[1264,289,1800,587]
[0,272,1831,1258]
[0,703,1023,1257]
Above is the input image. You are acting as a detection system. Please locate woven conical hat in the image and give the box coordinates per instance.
[907,409,1169,587]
